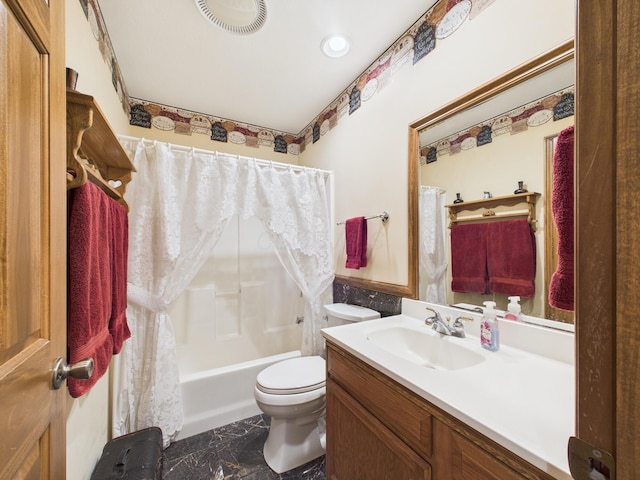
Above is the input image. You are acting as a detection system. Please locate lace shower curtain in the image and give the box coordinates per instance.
[113,139,334,446]
[419,186,447,303]
[238,162,334,355]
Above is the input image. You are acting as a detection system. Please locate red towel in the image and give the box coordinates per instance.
[549,125,575,311]
[487,219,536,298]
[109,200,131,354]
[345,216,367,269]
[450,223,489,294]
[67,182,114,397]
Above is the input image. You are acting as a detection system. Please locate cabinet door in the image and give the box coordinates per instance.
[327,343,433,459]
[450,431,526,480]
[327,379,431,480]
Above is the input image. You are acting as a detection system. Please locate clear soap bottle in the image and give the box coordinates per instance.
[504,296,522,322]
[480,301,500,352]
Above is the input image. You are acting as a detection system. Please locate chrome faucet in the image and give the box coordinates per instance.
[425,307,469,338]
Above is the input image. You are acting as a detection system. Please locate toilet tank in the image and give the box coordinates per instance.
[324,303,381,327]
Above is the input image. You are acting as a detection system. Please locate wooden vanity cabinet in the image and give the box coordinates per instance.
[327,379,431,479]
[449,430,529,480]
[326,342,556,480]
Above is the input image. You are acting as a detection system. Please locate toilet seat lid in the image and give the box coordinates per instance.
[256,356,326,395]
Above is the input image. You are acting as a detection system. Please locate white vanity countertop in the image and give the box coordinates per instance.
[321,298,575,480]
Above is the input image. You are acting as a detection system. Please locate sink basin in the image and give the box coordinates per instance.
[366,325,486,371]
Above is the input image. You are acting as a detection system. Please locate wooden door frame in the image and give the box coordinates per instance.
[49,0,68,475]
[576,0,640,476]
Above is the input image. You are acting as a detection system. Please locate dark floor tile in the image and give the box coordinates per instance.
[279,457,326,480]
[163,415,325,480]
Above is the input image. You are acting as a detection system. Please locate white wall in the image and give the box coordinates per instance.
[301,0,575,286]
[64,0,575,478]
[65,0,129,133]
[65,1,125,478]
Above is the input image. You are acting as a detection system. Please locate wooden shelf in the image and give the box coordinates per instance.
[66,90,135,210]
[445,192,541,230]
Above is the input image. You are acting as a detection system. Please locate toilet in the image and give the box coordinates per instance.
[254,303,381,473]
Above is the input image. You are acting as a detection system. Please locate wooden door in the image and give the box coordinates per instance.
[0,0,67,478]
[576,0,640,478]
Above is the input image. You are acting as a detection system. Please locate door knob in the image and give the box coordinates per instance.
[51,357,94,390]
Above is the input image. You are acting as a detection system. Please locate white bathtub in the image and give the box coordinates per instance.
[175,350,301,441]
[170,215,304,440]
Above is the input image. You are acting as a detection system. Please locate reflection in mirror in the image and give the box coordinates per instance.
[409,41,575,323]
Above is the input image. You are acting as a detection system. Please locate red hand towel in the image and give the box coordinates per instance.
[109,200,131,354]
[450,223,489,294]
[345,216,367,269]
[487,219,536,298]
[549,125,575,310]
[67,182,114,398]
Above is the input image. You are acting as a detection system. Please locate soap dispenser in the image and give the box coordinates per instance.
[480,301,500,352]
[504,296,523,322]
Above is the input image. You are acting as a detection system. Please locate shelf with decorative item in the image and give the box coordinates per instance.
[66,90,135,210]
[444,192,541,230]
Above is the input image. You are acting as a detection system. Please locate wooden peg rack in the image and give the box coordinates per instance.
[66,90,135,210]
[445,192,541,230]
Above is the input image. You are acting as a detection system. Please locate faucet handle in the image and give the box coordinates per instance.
[453,316,473,327]
[425,307,440,318]
[424,307,440,326]
[451,316,473,338]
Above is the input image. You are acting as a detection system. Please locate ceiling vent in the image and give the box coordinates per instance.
[194,0,267,35]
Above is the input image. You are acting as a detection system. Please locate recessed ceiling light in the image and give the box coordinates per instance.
[194,0,267,35]
[321,34,351,58]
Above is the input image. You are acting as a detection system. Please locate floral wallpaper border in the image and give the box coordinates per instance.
[81,0,498,155]
[79,0,131,115]
[420,86,575,165]
[128,98,306,155]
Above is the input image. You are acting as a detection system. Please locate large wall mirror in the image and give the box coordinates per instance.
[408,40,575,322]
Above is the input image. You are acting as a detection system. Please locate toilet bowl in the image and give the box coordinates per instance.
[254,355,326,474]
[254,303,381,473]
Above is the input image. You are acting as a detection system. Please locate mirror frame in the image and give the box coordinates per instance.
[407,40,574,301]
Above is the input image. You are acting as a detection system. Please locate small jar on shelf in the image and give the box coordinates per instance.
[514,181,527,194]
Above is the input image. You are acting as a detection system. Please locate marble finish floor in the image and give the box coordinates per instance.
[163,415,326,480]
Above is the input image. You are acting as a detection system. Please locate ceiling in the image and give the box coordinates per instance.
[96,0,438,134]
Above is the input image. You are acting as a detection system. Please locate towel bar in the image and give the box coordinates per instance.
[337,211,389,225]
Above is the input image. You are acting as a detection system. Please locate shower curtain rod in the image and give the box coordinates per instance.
[118,135,333,177]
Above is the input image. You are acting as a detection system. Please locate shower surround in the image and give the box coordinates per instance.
[169,215,305,439]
